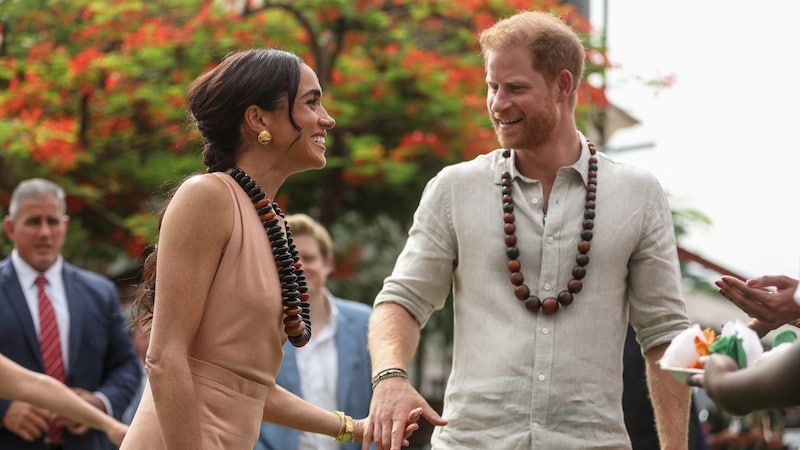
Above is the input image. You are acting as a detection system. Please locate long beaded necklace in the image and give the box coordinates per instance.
[230,168,311,346]
[500,141,598,315]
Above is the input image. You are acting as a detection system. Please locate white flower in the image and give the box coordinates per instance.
[719,320,763,367]
[659,324,705,369]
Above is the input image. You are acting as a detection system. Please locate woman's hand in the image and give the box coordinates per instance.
[354,407,423,447]
[106,420,129,447]
[688,354,752,416]
[715,275,800,336]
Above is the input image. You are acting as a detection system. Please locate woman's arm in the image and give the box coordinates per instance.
[146,175,233,449]
[0,354,127,446]
[700,340,800,415]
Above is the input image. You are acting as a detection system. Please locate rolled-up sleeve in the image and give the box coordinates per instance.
[626,175,691,352]
[375,173,457,328]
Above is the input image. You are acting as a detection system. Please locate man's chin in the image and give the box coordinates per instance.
[493,129,520,149]
[31,257,57,272]
[496,137,518,150]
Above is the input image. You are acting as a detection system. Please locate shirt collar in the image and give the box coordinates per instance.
[10,249,64,288]
[493,131,595,186]
[321,288,339,334]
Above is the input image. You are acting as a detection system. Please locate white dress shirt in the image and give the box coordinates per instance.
[295,293,339,450]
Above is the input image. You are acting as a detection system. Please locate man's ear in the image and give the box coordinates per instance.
[555,69,574,102]
[323,253,334,278]
[4,216,14,239]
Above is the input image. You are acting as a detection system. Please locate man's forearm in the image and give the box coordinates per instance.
[645,343,690,450]
[368,302,421,374]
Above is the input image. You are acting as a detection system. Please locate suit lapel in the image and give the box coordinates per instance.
[280,344,302,395]
[0,260,42,366]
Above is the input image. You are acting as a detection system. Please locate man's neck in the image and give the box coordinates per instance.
[511,130,582,213]
[309,290,333,330]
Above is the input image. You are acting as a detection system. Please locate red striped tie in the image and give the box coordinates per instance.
[36,275,65,444]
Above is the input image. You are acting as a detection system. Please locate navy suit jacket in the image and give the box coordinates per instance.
[0,257,141,450]
[255,297,374,450]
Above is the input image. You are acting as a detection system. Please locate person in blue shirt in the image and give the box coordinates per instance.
[255,213,373,450]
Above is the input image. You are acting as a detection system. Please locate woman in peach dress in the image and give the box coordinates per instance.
[120,49,420,449]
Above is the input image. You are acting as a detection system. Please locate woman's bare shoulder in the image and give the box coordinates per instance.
[162,173,234,239]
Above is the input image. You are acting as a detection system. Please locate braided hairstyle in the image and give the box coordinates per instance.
[133,49,304,328]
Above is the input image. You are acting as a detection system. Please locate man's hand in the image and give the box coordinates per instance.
[363,377,447,450]
[354,407,422,448]
[2,400,51,442]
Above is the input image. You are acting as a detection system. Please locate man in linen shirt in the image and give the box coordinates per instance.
[363,10,692,450]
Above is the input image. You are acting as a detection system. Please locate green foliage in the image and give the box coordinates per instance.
[0,0,607,294]
[671,203,716,292]
[326,211,408,303]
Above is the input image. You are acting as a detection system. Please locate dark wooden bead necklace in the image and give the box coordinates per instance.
[500,141,598,315]
[230,167,311,346]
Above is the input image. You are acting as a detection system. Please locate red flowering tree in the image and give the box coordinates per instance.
[0,0,608,296]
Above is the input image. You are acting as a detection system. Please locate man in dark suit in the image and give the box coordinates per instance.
[255,214,373,450]
[0,178,141,450]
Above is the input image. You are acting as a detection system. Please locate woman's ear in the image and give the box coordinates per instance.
[243,105,270,134]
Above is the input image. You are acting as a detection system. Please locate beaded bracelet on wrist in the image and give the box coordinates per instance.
[371,368,408,390]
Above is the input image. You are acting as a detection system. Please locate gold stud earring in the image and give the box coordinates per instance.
[257,130,272,145]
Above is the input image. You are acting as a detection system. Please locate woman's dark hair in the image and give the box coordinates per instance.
[133,49,304,329]
[189,48,304,172]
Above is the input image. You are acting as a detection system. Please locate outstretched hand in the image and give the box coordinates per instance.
[715,275,800,336]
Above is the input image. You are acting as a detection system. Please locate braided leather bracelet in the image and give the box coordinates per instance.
[371,368,408,390]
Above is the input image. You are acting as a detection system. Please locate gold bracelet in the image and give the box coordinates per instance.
[333,411,354,443]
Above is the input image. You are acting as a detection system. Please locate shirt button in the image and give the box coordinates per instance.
[546,236,554,243]
[541,328,549,334]
[531,198,540,205]
[543,283,552,290]
[538,374,546,382]
[533,422,540,429]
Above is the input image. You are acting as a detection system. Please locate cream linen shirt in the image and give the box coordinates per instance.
[376,133,690,449]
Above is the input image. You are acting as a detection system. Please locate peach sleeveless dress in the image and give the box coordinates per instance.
[121,172,287,449]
